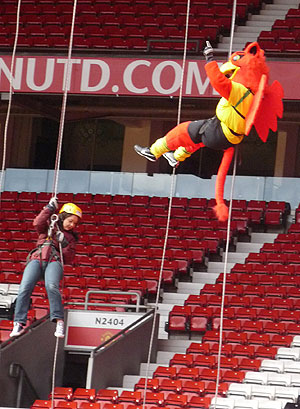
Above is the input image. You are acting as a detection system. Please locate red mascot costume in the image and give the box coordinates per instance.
[135,41,284,221]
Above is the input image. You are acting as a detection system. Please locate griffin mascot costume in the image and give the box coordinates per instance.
[135,41,284,222]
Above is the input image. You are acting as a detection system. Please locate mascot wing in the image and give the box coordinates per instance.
[245,74,284,142]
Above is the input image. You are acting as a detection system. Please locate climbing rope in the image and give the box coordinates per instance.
[212,148,238,407]
[142,0,191,405]
[49,1,78,406]
[52,0,78,198]
[228,0,238,57]
[51,336,60,409]
[0,0,22,201]
[49,214,65,409]
[212,1,238,406]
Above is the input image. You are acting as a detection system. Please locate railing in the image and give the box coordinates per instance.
[9,362,39,408]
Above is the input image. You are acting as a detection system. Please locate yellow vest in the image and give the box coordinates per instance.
[216,81,254,144]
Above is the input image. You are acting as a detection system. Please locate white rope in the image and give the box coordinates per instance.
[0,0,22,201]
[142,0,191,405]
[212,148,238,408]
[228,0,238,57]
[51,336,60,409]
[52,0,78,198]
[176,0,191,126]
[212,2,238,405]
[49,1,77,402]
[141,166,176,406]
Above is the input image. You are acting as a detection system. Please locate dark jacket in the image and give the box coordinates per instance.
[30,207,77,265]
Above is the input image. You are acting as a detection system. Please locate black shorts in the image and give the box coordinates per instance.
[188,116,235,151]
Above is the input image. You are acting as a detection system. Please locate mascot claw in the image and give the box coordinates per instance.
[214,203,229,222]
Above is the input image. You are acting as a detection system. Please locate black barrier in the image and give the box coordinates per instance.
[86,309,158,389]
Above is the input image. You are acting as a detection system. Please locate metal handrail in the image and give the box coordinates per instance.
[92,308,155,355]
[9,362,39,407]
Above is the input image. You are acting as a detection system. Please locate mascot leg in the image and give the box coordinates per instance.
[135,121,204,164]
[150,137,169,158]
[214,147,235,222]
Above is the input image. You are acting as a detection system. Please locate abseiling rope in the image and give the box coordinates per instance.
[228,0,238,57]
[52,0,78,199]
[0,0,22,202]
[50,1,78,407]
[212,0,238,406]
[142,0,191,405]
[212,149,238,407]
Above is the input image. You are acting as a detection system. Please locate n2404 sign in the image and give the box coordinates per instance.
[65,309,144,350]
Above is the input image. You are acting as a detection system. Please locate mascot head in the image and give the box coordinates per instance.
[219,42,269,93]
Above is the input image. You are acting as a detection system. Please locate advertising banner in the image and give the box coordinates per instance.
[0,56,298,99]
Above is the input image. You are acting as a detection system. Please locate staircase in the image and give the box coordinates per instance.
[217,0,300,52]
[119,231,278,393]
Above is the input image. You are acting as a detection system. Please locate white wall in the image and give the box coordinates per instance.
[2,168,300,209]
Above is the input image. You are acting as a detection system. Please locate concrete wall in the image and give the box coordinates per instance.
[2,168,300,209]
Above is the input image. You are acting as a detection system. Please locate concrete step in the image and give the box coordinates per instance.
[236,26,263,33]
[265,3,299,11]
[176,282,204,294]
[192,271,219,284]
[251,232,277,244]
[223,252,248,264]
[236,242,262,253]
[207,262,235,274]
[140,362,166,376]
[147,303,174,315]
[162,292,188,305]
[245,20,274,28]
[222,34,258,43]
[157,339,192,353]
[260,9,290,16]
[156,351,175,364]
[273,0,300,5]
[250,14,282,22]
[123,375,140,389]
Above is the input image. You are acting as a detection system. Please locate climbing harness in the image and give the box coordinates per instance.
[48,214,59,238]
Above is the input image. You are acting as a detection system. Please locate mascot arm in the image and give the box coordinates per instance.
[205,61,232,100]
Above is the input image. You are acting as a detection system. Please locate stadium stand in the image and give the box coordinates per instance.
[0,0,298,55]
[1,190,300,409]
[0,0,300,407]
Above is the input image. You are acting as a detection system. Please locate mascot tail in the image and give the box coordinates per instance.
[214,147,235,222]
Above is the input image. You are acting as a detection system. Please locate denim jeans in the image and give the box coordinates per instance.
[14,259,64,324]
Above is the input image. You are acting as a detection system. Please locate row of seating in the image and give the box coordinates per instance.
[30,396,297,409]
[256,8,300,54]
[0,3,248,18]
[0,0,281,55]
[1,191,288,211]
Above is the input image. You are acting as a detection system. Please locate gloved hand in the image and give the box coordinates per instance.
[47,197,58,212]
[56,231,68,248]
[203,41,214,62]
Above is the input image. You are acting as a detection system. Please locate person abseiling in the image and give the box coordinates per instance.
[135,41,283,222]
[10,199,82,339]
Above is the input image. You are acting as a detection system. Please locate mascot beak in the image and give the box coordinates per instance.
[219,61,239,79]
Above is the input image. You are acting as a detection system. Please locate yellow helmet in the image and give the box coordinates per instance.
[59,203,82,219]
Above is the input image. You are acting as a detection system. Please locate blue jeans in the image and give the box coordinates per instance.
[14,259,64,324]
